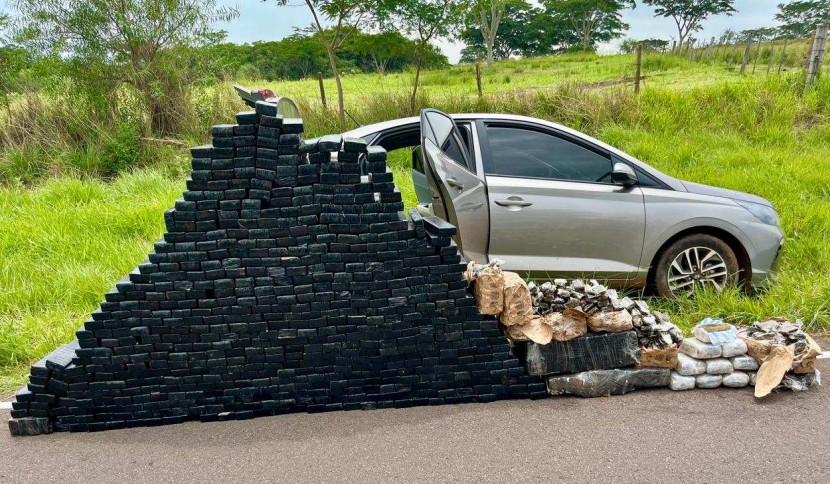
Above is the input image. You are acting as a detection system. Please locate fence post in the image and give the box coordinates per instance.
[688,39,695,62]
[752,39,762,74]
[766,43,775,75]
[317,72,327,108]
[740,41,752,74]
[778,39,789,75]
[475,63,483,98]
[806,24,829,86]
[635,43,643,94]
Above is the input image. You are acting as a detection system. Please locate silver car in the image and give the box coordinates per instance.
[343,108,784,297]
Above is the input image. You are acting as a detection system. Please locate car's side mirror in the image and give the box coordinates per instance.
[611,162,638,187]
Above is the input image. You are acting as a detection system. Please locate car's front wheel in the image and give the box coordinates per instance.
[653,234,740,298]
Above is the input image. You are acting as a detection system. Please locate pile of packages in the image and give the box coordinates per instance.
[466,262,683,349]
[671,318,821,396]
[670,319,756,390]
[466,262,823,399]
[466,263,685,397]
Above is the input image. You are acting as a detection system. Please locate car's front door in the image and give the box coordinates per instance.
[478,120,646,282]
[420,109,489,263]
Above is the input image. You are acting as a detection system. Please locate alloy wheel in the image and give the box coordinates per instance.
[667,246,730,296]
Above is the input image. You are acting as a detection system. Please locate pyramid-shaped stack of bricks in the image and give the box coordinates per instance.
[9,101,545,435]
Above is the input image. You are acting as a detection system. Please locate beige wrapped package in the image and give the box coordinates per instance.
[473,269,504,316]
[587,310,634,333]
[543,308,588,342]
[517,316,554,345]
[500,271,534,327]
[755,344,795,398]
[792,335,822,374]
[741,336,772,362]
[504,324,529,342]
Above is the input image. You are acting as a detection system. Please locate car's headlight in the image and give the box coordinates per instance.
[736,200,779,226]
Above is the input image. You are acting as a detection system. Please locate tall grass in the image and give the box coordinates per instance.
[0,171,183,391]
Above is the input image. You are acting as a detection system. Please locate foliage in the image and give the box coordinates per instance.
[775,1,830,39]
[460,1,551,62]
[274,0,375,131]
[736,27,779,43]
[468,0,508,68]
[643,0,737,49]
[620,38,671,53]
[9,0,237,136]
[543,0,635,52]
[376,0,461,107]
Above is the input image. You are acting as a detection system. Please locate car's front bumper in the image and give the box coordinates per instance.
[746,221,784,288]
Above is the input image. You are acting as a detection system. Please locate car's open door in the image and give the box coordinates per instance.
[420,109,489,263]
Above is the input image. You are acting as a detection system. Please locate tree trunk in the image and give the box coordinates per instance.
[325,46,346,132]
[410,45,425,112]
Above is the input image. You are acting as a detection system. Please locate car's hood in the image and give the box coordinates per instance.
[681,181,772,207]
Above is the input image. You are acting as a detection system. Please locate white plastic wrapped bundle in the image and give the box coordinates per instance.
[721,339,748,358]
[695,374,723,388]
[680,338,722,359]
[676,353,706,376]
[722,371,750,388]
[670,371,696,391]
[705,358,734,375]
[731,355,759,371]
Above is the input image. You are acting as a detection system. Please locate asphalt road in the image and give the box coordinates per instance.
[1,360,827,484]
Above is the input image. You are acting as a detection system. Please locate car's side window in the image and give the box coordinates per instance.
[484,124,613,183]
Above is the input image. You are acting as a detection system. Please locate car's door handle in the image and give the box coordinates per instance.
[446,177,464,190]
[495,198,533,208]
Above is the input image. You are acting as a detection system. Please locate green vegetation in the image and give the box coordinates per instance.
[1,49,829,393]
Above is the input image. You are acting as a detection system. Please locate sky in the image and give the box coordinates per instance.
[1,0,784,62]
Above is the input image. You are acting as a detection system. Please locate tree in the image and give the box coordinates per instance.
[775,1,830,39]
[544,0,635,52]
[378,0,460,109]
[275,1,373,131]
[620,37,670,53]
[10,0,237,135]
[643,0,736,50]
[460,1,550,61]
[471,0,508,68]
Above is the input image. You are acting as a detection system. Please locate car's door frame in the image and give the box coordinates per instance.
[420,110,491,262]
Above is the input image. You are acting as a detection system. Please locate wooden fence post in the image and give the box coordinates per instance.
[740,41,752,74]
[806,24,829,86]
[752,39,762,74]
[317,72,327,108]
[475,63,483,98]
[778,39,789,75]
[635,44,643,94]
[706,37,714,62]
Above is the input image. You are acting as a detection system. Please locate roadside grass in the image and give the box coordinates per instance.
[0,171,183,391]
[1,51,829,392]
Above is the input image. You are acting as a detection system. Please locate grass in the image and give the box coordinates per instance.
[0,171,183,391]
[1,49,830,392]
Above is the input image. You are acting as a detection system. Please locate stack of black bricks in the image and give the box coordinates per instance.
[8,101,545,436]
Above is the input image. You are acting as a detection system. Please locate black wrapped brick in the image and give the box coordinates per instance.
[8,101,539,436]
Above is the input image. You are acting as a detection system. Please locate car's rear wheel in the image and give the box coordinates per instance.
[654,234,740,298]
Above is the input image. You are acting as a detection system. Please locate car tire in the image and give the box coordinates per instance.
[653,234,740,298]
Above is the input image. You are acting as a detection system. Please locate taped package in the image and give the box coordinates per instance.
[525,331,639,376]
[500,271,534,326]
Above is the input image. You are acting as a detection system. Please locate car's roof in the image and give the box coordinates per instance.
[342,113,687,192]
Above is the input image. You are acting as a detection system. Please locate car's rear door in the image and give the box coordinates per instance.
[420,109,489,263]
[478,120,646,282]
